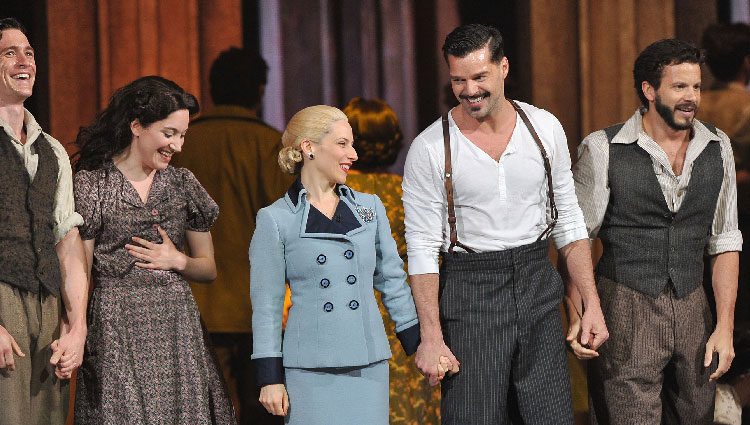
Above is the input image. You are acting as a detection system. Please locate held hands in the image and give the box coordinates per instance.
[0,324,24,371]
[260,383,289,416]
[564,295,609,360]
[564,295,599,360]
[414,339,460,386]
[704,326,735,382]
[126,226,187,272]
[49,317,86,379]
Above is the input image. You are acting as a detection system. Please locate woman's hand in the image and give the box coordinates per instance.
[126,226,187,272]
[259,383,289,416]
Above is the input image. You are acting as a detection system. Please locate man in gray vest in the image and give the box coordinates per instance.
[0,17,89,425]
[574,39,741,424]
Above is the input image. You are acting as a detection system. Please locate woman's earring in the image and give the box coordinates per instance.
[308,153,315,159]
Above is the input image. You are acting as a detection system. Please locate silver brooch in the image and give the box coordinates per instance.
[355,205,375,222]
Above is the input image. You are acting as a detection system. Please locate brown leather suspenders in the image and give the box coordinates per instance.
[442,99,559,254]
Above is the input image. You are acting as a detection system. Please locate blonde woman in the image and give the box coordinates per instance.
[249,105,419,424]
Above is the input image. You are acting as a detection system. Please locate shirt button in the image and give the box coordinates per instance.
[347,275,357,285]
[317,254,326,264]
[320,278,330,288]
[323,302,333,312]
[344,250,354,259]
[349,300,359,310]
[677,190,683,197]
[152,209,159,215]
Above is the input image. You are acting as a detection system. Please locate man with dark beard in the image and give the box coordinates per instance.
[573,39,741,424]
[403,24,608,424]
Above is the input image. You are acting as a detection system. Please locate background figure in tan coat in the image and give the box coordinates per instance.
[172,47,293,425]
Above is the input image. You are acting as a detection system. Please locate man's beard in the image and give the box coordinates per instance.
[654,95,696,131]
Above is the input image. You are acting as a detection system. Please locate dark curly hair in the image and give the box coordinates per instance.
[209,47,268,109]
[442,23,504,64]
[633,39,703,109]
[74,76,199,172]
[0,17,27,38]
[342,97,403,171]
[702,23,750,83]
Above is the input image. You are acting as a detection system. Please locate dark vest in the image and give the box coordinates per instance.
[0,130,62,295]
[597,123,723,298]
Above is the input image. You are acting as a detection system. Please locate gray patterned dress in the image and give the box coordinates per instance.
[73,161,236,424]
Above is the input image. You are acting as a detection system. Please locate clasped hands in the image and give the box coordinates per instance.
[564,295,609,360]
[415,340,460,386]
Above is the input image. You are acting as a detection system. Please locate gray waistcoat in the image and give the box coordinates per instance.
[597,126,723,299]
[0,130,62,295]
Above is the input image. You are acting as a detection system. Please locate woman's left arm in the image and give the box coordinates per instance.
[126,227,217,282]
[371,196,420,353]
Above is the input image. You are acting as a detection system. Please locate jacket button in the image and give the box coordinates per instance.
[317,254,326,264]
[349,300,359,310]
[152,224,159,230]
[323,302,333,312]
[37,247,42,253]
[320,278,330,288]
[344,250,354,259]
[347,275,357,285]
[152,208,159,215]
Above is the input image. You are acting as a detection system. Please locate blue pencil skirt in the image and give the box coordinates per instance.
[284,359,389,425]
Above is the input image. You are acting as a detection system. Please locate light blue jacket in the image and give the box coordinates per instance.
[249,180,419,384]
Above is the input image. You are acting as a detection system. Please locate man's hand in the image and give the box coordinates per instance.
[49,317,86,379]
[563,296,599,360]
[259,384,289,416]
[415,339,460,386]
[0,325,24,371]
[705,326,735,382]
[579,299,609,351]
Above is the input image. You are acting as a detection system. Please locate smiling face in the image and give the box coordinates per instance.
[305,119,358,185]
[129,109,190,172]
[0,29,35,105]
[447,44,508,121]
[644,62,701,131]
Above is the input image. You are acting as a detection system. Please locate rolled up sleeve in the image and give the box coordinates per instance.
[403,138,445,275]
[708,132,743,255]
[50,137,83,244]
[548,117,588,249]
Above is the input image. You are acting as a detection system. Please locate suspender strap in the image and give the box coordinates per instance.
[442,114,475,254]
[440,100,559,254]
[510,100,558,241]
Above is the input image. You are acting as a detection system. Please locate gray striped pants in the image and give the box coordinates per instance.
[438,239,574,425]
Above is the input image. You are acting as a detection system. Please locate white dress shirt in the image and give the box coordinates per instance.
[402,101,588,275]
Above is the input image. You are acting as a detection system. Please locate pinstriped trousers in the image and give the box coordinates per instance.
[438,239,574,425]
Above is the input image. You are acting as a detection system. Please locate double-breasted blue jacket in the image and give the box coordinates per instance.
[250,179,420,385]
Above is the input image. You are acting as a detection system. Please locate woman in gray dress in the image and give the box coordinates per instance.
[72,76,236,424]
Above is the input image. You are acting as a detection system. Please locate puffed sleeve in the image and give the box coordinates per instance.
[73,169,103,241]
[249,207,287,385]
[371,195,420,355]
[180,168,219,232]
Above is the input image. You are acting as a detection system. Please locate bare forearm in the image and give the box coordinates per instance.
[177,255,217,283]
[409,273,443,342]
[558,239,599,310]
[56,228,88,329]
[711,251,739,330]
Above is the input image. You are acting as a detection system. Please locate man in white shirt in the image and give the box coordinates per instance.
[403,23,608,424]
